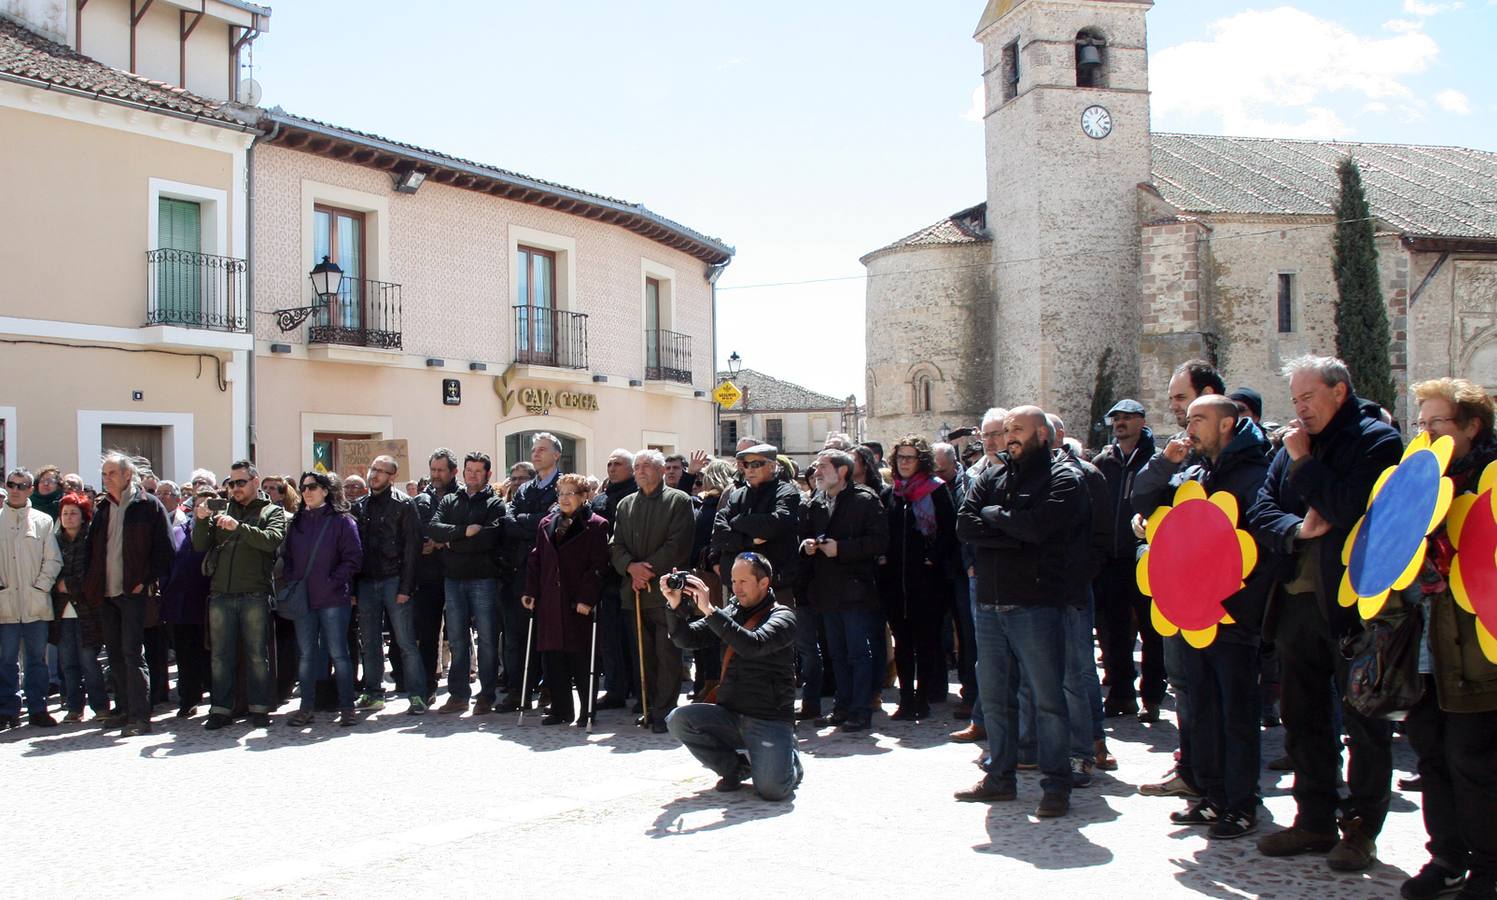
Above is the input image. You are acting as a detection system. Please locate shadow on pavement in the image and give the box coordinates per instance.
[649,789,795,837]
[972,789,1120,867]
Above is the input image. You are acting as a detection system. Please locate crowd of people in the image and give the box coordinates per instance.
[1,354,1494,898]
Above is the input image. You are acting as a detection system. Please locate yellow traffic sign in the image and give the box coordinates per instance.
[712,380,742,409]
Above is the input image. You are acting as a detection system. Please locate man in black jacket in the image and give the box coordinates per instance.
[663,554,802,802]
[427,451,508,715]
[799,449,888,731]
[1140,396,1272,839]
[1248,356,1402,871]
[412,449,458,704]
[352,455,424,715]
[712,444,812,714]
[954,407,1085,818]
[591,448,639,710]
[499,432,563,710]
[1092,399,1164,720]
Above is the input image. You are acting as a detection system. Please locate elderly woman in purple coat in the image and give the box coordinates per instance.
[281,471,362,727]
[522,473,610,726]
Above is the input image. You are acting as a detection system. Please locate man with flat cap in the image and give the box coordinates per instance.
[1090,398,1166,722]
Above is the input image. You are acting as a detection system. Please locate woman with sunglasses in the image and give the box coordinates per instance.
[281,472,363,727]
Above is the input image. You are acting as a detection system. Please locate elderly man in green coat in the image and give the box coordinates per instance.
[609,448,695,732]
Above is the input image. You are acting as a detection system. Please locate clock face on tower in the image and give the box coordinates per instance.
[1081,105,1113,140]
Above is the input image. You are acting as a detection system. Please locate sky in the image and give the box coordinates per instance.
[249,1,1496,402]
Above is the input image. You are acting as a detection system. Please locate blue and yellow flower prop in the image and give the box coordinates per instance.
[1339,433,1455,620]
[1447,462,1497,664]
[1136,480,1257,649]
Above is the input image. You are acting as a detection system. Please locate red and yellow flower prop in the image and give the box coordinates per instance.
[1136,480,1257,649]
[1447,462,1497,664]
[1339,433,1455,620]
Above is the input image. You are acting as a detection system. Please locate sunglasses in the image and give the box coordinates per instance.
[227,478,251,489]
[743,460,771,470]
[5,481,31,490]
[557,490,584,498]
[300,482,324,492]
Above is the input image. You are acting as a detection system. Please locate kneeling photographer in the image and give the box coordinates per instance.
[661,553,802,801]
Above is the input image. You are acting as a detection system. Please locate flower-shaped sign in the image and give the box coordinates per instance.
[1447,462,1497,664]
[1339,433,1455,620]
[1136,480,1257,649]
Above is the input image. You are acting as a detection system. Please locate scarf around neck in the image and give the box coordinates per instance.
[894,472,944,538]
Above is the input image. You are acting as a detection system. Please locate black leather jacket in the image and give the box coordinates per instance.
[353,487,420,596]
[414,479,456,584]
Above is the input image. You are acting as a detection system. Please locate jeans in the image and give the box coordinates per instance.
[443,577,499,702]
[1405,678,1497,880]
[823,607,881,718]
[667,702,803,801]
[967,576,986,727]
[0,620,50,716]
[357,576,426,700]
[295,604,355,711]
[100,595,151,722]
[1277,591,1392,835]
[793,600,824,712]
[412,578,445,694]
[1164,633,1194,781]
[973,603,1071,797]
[57,618,108,714]
[1181,637,1261,814]
[1018,595,1105,763]
[207,592,274,716]
[952,570,977,703]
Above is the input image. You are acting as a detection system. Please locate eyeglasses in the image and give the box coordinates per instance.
[4,481,31,490]
[1416,416,1458,432]
[557,490,583,498]
[227,478,251,489]
[39,476,58,486]
[743,460,771,470]
[300,482,324,492]
[893,453,919,462]
[371,467,397,477]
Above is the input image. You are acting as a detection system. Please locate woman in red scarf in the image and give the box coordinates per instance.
[884,434,958,720]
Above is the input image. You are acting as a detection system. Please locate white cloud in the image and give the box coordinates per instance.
[1151,7,1440,138]
[964,83,985,123]
[1382,18,1424,32]
[1436,88,1471,114]
[1403,0,1463,14]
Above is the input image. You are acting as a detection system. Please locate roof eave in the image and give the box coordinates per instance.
[0,69,254,132]
[259,111,733,265]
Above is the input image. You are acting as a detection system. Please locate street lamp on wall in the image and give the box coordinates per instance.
[274,256,346,332]
[727,351,742,377]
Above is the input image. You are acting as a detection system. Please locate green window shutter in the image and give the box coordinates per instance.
[156,198,201,324]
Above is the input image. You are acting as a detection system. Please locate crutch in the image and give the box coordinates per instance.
[634,587,650,727]
[585,607,599,734]
[516,609,535,726]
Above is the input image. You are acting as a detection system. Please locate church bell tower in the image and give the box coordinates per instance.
[975,0,1154,438]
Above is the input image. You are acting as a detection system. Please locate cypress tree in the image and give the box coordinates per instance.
[1331,156,1396,410]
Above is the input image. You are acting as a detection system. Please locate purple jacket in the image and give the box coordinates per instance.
[280,505,362,610]
[159,520,212,625]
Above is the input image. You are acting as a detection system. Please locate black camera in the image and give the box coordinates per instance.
[204,497,228,513]
[665,570,688,591]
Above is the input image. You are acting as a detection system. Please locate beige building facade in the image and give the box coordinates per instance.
[864,0,1496,446]
[249,112,731,479]
[715,368,861,468]
[0,2,260,482]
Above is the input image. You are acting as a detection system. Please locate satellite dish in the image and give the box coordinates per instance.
[238,78,263,106]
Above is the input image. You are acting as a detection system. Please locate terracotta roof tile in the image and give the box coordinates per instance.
[715,369,848,411]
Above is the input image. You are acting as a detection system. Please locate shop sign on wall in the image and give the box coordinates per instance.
[494,365,600,416]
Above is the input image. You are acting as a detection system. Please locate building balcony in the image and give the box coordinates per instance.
[145,249,248,333]
[645,329,692,384]
[307,278,404,350]
[513,305,588,370]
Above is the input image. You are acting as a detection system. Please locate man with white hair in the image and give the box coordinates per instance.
[609,449,695,731]
[84,451,173,735]
[1248,355,1402,872]
[499,432,565,710]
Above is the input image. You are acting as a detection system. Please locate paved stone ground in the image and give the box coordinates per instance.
[5,682,1425,899]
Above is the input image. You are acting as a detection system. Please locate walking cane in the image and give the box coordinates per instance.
[634,587,650,727]
[586,607,599,734]
[516,609,535,727]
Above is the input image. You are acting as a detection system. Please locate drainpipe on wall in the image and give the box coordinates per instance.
[244,118,281,464]
[707,261,727,454]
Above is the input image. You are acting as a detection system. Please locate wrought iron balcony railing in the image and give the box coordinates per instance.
[513,305,588,369]
[308,278,403,350]
[145,249,248,332]
[645,329,692,384]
